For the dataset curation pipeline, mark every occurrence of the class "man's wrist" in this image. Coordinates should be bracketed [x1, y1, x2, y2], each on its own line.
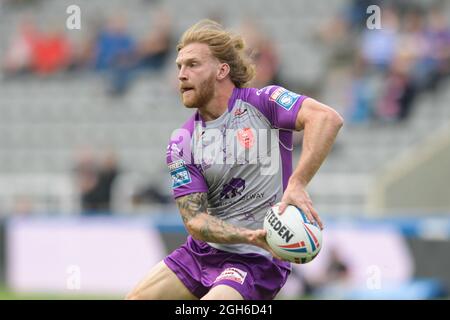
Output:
[288, 173, 308, 188]
[242, 228, 260, 245]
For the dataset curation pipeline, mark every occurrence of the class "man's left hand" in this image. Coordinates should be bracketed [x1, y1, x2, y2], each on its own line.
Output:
[278, 181, 323, 230]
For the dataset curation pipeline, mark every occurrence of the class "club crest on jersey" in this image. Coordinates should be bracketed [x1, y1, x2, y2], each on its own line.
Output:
[269, 87, 300, 111]
[169, 160, 191, 188]
[237, 127, 255, 149]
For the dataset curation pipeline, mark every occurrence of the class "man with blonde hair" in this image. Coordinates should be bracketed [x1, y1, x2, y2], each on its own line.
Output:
[127, 19, 343, 300]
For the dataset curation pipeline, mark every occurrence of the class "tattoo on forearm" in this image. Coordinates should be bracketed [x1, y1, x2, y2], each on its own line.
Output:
[199, 216, 246, 243]
[176, 192, 248, 244]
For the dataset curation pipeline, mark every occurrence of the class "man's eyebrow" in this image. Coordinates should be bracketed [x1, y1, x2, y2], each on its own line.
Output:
[175, 57, 199, 65]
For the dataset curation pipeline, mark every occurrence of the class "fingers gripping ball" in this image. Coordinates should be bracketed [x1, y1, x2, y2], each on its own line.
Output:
[264, 203, 322, 264]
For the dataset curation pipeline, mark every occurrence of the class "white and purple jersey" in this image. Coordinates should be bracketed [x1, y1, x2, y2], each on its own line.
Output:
[166, 86, 308, 256]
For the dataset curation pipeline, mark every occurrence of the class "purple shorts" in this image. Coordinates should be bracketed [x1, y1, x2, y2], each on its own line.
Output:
[163, 236, 291, 300]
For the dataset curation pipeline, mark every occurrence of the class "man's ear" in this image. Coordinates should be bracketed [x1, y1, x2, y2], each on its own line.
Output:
[217, 63, 230, 80]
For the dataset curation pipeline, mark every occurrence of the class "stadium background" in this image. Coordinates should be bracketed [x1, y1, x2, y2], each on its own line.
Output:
[0, 0, 449, 299]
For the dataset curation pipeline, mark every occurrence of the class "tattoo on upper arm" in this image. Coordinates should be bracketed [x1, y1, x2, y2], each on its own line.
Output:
[175, 192, 208, 224]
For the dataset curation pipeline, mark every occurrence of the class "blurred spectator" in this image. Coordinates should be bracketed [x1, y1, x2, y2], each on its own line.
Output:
[2, 15, 37, 77]
[73, 147, 99, 213]
[137, 9, 172, 72]
[31, 24, 72, 75]
[398, 9, 427, 71]
[341, 3, 450, 124]
[69, 15, 106, 71]
[92, 15, 136, 71]
[346, 56, 375, 124]
[92, 14, 137, 95]
[422, 6, 450, 91]
[240, 19, 280, 88]
[94, 150, 121, 212]
[4, 18, 72, 77]
[360, 7, 399, 71]
[376, 9, 424, 121]
[73, 147, 121, 214]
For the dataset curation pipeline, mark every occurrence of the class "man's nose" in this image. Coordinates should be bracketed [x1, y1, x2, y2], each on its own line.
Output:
[178, 66, 188, 81]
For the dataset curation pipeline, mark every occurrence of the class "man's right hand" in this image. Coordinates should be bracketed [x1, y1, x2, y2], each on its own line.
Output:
[246, 229, 284, 261]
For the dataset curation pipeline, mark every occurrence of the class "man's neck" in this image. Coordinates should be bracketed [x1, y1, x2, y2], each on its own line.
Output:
[198, 83, 235, 122]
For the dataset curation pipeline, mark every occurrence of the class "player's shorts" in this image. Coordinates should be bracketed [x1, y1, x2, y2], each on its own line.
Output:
[163, 235, 291, 300]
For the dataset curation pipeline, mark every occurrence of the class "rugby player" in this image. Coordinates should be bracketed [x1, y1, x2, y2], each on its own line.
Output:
[126, 19, 343, 300]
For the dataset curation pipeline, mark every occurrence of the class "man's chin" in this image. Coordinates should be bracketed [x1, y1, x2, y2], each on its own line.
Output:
[182, 98, 196, 108]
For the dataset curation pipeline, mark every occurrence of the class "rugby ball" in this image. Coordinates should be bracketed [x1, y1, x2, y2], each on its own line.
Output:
[263, 203, 322, 264]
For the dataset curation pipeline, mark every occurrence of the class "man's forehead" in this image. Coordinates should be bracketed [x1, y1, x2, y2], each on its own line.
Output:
[176, 43, 212, 63]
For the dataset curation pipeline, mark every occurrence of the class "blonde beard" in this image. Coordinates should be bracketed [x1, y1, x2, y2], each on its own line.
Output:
[182, 73, 216, 109]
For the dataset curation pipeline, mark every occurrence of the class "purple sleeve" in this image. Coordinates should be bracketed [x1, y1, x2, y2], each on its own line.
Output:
[166, 120, 208, 199]
[241, 86, 308, 130]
